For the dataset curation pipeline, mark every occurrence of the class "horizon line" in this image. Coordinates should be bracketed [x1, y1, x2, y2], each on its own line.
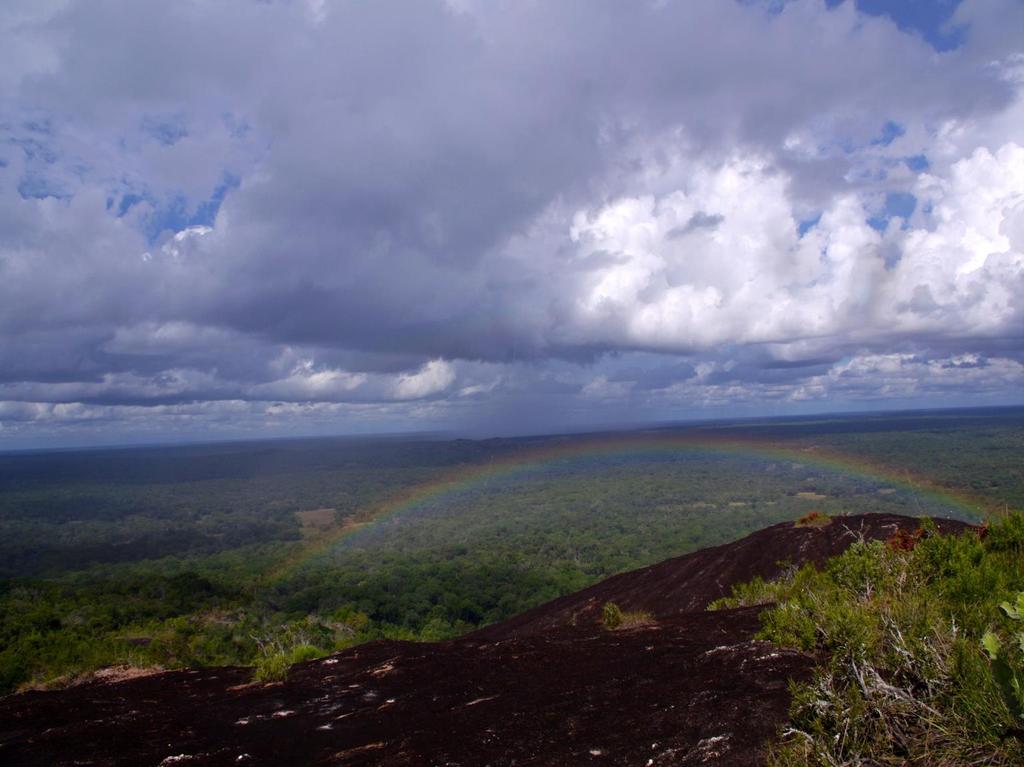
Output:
[1, 402, 1022, 456]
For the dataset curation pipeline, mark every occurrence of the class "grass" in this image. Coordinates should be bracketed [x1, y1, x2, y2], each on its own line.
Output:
[711, 514, 1024, 765]
[252, 642, 324, 682]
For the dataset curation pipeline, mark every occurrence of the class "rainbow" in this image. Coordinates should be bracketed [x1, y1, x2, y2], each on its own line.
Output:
[268, 432, 990, 581]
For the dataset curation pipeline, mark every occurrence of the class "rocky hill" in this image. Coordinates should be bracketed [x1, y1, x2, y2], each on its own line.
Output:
[0, 513, 969, 766]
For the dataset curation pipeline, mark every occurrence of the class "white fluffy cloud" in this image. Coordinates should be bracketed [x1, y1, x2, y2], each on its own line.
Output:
[249, 358, 455, 403]
[557, 138, 1023, 354]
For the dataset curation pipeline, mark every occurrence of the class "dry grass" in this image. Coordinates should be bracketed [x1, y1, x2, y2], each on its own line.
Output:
[20, 664, 165, 692]
[615, 610, 656, 630]
[795, 511, 832, 528]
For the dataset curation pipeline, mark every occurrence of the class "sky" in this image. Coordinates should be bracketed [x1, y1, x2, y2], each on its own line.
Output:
[0, 0, 1022, 448]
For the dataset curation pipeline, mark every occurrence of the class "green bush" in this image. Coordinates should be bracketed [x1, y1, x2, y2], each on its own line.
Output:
[602, 602, 623, 629]
[713, 515, 1024, 765]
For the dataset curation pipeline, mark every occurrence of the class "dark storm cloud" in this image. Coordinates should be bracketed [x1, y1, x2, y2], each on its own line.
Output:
[0, 0, 1022, 444]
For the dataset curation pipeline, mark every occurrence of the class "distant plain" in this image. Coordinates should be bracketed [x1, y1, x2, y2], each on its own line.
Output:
[1, 406, 1020, 694]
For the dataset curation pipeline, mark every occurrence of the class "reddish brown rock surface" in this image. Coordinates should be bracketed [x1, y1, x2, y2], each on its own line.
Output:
[0, 513, 970, 766]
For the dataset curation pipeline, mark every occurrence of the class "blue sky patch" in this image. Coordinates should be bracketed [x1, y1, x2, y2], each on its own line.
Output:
[868, 191, 917, 231]
[871, 120, 905, 147]
[192, 173, 240, 226]
[117, 192, 147, 217]
[826, 0, 967, 51]
[140, 172, 240, 242]
[798, 214, 822, 237]
[904, 154, 929, 172]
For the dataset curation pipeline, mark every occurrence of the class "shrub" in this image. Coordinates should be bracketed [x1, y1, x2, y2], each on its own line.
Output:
[287, 643, 323, 664]
[601, 602, 623, 629]
[713, 513, 1024, 765]
[248, 617, 338, 682]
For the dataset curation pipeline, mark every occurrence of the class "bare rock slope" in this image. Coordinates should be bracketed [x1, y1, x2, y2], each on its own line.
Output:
[0, 513, 969, 766]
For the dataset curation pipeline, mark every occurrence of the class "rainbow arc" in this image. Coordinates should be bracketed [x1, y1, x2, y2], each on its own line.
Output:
[268, 434, 987, 581]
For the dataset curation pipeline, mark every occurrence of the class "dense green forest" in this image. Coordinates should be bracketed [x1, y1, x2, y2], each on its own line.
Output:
[1, 407, 1021, 693]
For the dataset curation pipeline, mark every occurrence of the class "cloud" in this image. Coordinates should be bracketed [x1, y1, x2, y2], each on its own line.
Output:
[0, 0, 1022, 445]
[248, 358, 455, 403]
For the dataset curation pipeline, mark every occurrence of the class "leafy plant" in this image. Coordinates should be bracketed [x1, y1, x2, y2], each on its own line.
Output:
[982, 592, 1024, 721]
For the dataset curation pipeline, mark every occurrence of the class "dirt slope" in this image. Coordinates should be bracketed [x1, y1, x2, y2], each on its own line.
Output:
[0, 513, 970, 766]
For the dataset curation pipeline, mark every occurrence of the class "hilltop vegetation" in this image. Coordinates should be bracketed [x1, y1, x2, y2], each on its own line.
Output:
[713, 514, 1024, 765]
[0, 408, 1021, 695]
